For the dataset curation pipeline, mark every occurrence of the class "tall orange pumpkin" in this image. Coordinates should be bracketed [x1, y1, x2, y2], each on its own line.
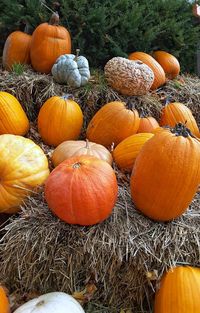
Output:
[128, 51, 166, 90]
[86, 101, 140, 148]
[30, 13, 71, 73]
[155, 266, 200, 313]
[45, 155, 118, 226]
[153, 50, 180, 79]
[131, 123, 200, 221]
[0, 286, 10, 313]
[38, 95, 83, 147]
[0, 92, 29, 135]
[137, 116, 159, 133]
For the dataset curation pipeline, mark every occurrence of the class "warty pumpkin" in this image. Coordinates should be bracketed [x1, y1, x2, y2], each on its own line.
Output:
[153, 50, 180, 79]
[0, 92, 29, 135]
[52, 139, 113, 167]
[128, 51, 166, 90]
[137, 116, 159, 133]
[38, 95, 83, 147]
[0, 134, 50, 214]
[30, 12, 71, 74]
[0, 286, 10, 313]
[45, 155, 118, 226]
[86, 101, 140, 147]
[131, 123, 200, 221]
[154, 266, 200, 313]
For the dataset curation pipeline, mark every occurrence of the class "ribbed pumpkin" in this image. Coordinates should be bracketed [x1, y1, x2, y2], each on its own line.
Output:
[160, 102, 199, 137]
[30, 13, 71, 74]
[38, 95, 83, 147]
[113, 133, 154, 172]
[131, 123, 200, 221]
[128, 51, 166, 90]
[137, 117, 159, 133]
[155, 266, 200, 313]
[0, 92, 29, 135]
[86, 101, 140, 147]
[153, 50, 180, 79]
[52, 140, 113, 167]
[45, 155, 118, 226]
[0, 286, 10, 313]
[0, 134, 50, 214]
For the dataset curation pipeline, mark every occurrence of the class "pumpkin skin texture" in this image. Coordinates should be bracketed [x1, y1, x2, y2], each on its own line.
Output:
[113, 133, 153, 172]
[128, 51, 166, 90]
[153, 50, 180, 79]
[52, 140, 113, 167]
[0, 286, 10, 313]
[38, 96, 83, 147]
[154, 266, 200, 313]
[13, 292, 85, 313]
[3, 31, 31, 71]
[160, 102, 199, 137]
[30, 13, 71, 74]
[45, 155, 118, 226]
[137, 117, 159, 133]
[86, 101, 140, 147]
[130, 124, 200, 221]
[0, 134, 50, 214]
[0, 92, 29, 135]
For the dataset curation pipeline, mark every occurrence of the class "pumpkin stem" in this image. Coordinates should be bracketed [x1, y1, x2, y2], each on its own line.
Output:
[73, 162, 82, 169]
[74, 49, 80, 61]
[49, 12, 60, 25]
[126, 100, 135, 111]
[61, 94, 74, 100]
[85, 139, 90, 149]
[170, 123, 196, 138]
[36, 300, 45, 307]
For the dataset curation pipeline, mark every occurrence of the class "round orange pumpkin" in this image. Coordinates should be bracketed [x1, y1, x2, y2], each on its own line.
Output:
[160, 102, 199, 137]
[0, 134, 50, 214]
[0, 92, 29, 135]
[0, 286, 10, 313]
[155, 266, 200, 313]
[45, 155, 118, 226]
[86, 101, 140, 148]
[128, 51, 166, 90]
[38, 95, 83, 147]
[131, 123, 200, 221]
[52, 139, 113, 167]
[153, 50, 180, 79]
[113, 133, 154, 172]
[137, 116, 159, 133]
[30, 13, 71, 74]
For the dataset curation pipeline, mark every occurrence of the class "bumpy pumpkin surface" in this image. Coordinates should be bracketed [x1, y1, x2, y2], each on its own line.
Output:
[0, 286, 10, 313]
[0, 134, 49, 213]
[104, 57, 154, 96]
[153, 50, 180, 79]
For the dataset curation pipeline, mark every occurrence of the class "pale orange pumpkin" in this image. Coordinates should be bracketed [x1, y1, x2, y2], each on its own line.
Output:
[137, 116, 159, 133]
[0, 92, 29, 135]
[0, 286, 10, 313]
[38, 95, 83, 147]
[153, 50, 180, 79]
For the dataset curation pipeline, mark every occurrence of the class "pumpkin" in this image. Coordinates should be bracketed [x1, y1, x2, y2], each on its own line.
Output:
[155, 266, 200, 313]
[13, 292, 85, 313]
[52, 49, 90, 87]
[86, 101, 140, 147]
[45, 155, 118, 226]
[38, 95, 83, 147]
[130, 123, 200, 221]
[104, 57, 154, 96]
[113, 133, 154, 172]
[0, 286, 10, 313]
[160, 102, 199, 137]
[0, 92, 29, 135]
[153, 50, 180, 79]
[0, 134, 49, 214]
[128, 51, 166, 90]
[137, 116, 159, 133]
[52, 139, 113, 167]
[30, 12, 71, 74]
[3, 29, 31, 71]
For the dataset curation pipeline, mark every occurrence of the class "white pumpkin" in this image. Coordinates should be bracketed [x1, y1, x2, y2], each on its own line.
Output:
[13, 292, 85, 313]
[51, 49, 90, 87]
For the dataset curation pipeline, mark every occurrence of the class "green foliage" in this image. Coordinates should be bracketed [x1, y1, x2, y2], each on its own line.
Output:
[0, 0, 199, 73]
[11, 63, 26, 75]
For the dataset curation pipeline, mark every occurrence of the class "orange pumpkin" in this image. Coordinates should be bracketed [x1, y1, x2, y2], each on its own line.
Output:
[153, 50, 180, 79]
[0, 134, 50, 214]
[45, 155, 118, 226]
[0, 92, 29, 135]
[30, 13, 71, 74]
[3, 30, 31, 71]
[86, 101, 140, 148]
[52, 139, 113, 167]
[113, 133, 154, 172]
[38, 95, 83, 147]
[137, 117, 159, 133]
[131, 123, 200, 221]
[160, 102, 199, 137]
[0, 286, 10, 313]
[128, 51, 166, 90]
[151, 127, 165, 134]
[155, 266, 200, 313]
